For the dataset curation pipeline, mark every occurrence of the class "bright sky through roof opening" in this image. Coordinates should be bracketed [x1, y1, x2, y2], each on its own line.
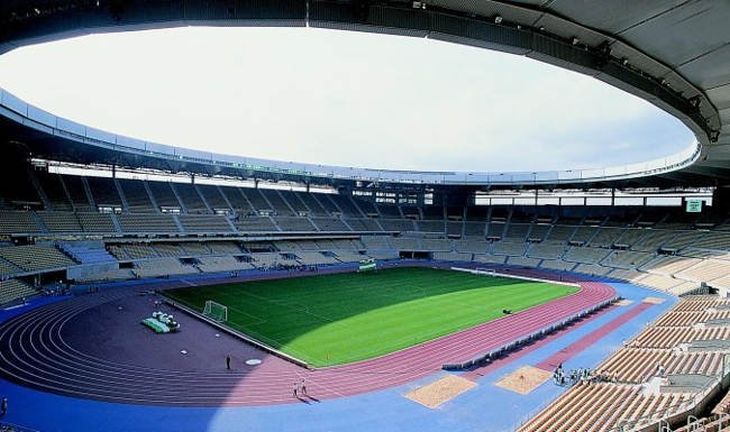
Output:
[0, 27, 694, 172]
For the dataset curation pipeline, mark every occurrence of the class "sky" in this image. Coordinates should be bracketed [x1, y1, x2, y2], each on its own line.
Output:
[0, 26, 695, 172]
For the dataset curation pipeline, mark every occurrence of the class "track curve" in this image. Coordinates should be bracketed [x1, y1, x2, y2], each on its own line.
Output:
[0, 281, 616, 406]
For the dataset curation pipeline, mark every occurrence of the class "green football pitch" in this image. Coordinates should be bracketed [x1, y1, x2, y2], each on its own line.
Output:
[165, 267, 577, 367]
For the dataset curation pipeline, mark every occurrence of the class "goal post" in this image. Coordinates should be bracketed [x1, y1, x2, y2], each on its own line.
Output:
[203, 300, 228, 323]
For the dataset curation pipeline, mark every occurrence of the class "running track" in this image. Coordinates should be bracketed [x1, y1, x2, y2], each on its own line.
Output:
[0, 281, 616, 406]
[535, 302, 653, 371]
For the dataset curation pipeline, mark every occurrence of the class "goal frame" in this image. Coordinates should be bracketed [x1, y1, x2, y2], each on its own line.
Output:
[203, 300, 228, 323]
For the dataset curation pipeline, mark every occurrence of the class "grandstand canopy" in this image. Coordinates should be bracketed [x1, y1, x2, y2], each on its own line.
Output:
[0, 0, 729, 190]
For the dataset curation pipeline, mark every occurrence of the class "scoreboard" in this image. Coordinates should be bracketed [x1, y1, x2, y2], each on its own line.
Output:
[685, 199, 703, 213]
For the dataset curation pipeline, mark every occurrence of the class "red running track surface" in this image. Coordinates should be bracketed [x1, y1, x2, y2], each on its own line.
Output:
[535, 301, 653, 372]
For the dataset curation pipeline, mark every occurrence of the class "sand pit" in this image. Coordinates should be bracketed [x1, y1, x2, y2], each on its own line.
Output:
[494, 366, 552, 395]
[616, 299, 634, 306]
[405, 375, 476, 409]
[643, 297, 666, 304]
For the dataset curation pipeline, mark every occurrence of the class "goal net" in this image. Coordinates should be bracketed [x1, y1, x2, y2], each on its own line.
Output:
[203, 300, 228, 323]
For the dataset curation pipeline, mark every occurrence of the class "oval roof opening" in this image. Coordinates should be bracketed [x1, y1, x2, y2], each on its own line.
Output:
[0, 26, 695, 173]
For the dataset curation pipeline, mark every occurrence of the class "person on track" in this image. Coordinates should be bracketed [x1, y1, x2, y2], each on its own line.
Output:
[226, 355, 231, 370]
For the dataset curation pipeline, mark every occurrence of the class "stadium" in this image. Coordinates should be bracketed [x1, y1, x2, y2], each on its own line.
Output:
[0, 1, 729, 431]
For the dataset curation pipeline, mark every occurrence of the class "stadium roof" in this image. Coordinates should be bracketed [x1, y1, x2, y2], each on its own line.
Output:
[0, 0, 728, 190]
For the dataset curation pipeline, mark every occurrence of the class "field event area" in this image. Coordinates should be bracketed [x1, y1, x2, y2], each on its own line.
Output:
[165, 267, 577, 366]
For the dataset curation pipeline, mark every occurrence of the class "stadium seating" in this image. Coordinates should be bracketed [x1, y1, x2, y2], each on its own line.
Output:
[208, 242, 243, 255]
[601, 250, 653, 269]
[454, 238, 488, 254]
[147, 182, 181, 209]
[505, 223, 530, 240]
[473, 254, 506, 265]
[277, 190, 309, 215]
[640, 256, 701, 276]
[0, 211, 41, 234]
[180, 242, 212, 256]
[569, 225, 596, 244]
[2, 169, 730, 299]
[379, 219, 415, 232]
[573, 263, 611, 276]
[86, 177, 122, 208]
[676, 260, 730, 283]
[235, 216, 278, 232]
[390, 237, 421, 251]
[77, 212, 117, 233]
[296, 192, 329, 216]
[539, 259, 576, 272]
[506, 256, 541, 267]
[462, 221, 484, 236]
[545, 224, 576, 242]
[333, 250, 366, 263]
[249, 252, 285, 268]
[220, 187, 253, 212]
[345, 218, 381, 231]
[0, 245, 75, 272]
[0, 257, 21, 277]
[272, 190, 300, 216]
[118, 180, 156, 212]
[36, 172, 73, 211]
[178, 215, 233, 233]
[154, 243, 187, 257]
[493, 240, 527, 257]
[174, 184, 209, 213]
[419, 238, 451, 251]
[38, 211, 83, 233]
[519, 382, 690, 432]
[295, 251, 340, 265]
[196, 185, 230, 212]
[0, 279, 37, 305]
[63, 176, 95, 211]
[418, 220, 446, 233]
[134, 258, 199, 278]
[432, 251, 472, 261]
[520, 295, 730, 432]
[311, 218, 350, 231]
[117, 213, 178, 233]
[196, 255, 255, 273]
[527, 243, 566, 260]
[528, 223, 551, 241]
[108, 244, 159, 260]
[596, 348, 724, 383]
[241, 189, 271, 212]
[275, 217, 317, 231]
[563, 247, 609, 264]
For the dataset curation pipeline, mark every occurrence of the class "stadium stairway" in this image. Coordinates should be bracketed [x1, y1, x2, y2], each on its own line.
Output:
[168, 183, 187, 212]
[115, 179, 129, 212]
